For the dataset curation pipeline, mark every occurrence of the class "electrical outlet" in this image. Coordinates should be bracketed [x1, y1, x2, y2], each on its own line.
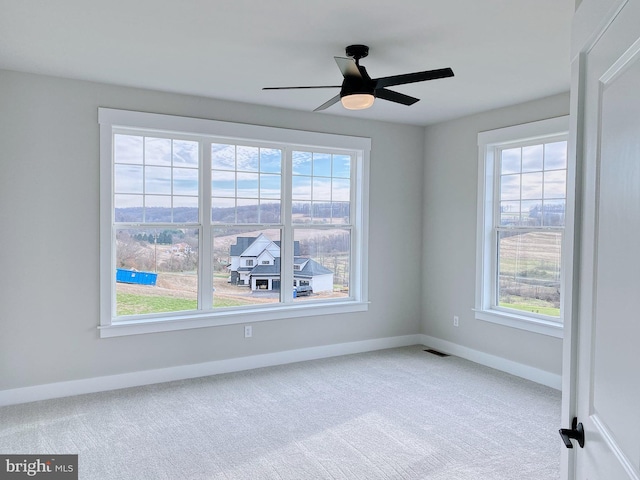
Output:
[453, 316, 459, 327]
[244, 325, 252, 338]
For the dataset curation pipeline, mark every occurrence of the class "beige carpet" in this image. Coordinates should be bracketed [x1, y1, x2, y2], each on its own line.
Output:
[0, 346, 561, 479]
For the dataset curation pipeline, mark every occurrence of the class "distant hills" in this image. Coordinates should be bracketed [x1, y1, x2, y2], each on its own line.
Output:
[115, 202, 350, 224]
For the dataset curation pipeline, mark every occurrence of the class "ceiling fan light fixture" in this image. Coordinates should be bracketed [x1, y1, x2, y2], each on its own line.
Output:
[341, 93, 375, 110]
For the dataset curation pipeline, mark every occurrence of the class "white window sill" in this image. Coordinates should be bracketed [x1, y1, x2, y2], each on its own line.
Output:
[474, 308, 563, 338]
[99, 301, 369, 338]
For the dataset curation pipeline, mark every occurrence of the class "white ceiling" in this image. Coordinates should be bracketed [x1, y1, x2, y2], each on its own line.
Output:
[0, 0, 573, 126]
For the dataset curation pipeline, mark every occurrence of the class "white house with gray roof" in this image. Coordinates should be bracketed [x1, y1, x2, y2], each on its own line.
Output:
[228, 234, 334, 293]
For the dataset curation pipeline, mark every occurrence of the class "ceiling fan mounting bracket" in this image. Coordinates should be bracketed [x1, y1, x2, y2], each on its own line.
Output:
[345, 44, 369, 61]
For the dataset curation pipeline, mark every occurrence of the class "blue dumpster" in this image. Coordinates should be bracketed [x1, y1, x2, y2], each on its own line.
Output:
[116, 269, 158, 286]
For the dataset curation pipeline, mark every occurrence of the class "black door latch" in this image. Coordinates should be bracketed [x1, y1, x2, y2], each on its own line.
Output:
[559, 417, 585, 448]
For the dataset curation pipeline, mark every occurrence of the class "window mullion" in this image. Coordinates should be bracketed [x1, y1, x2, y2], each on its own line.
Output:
[200, 140, 213, 310]
[351, 152, 361, 301]
[492, 147, 501, 309]
[281, 147, 294, 304]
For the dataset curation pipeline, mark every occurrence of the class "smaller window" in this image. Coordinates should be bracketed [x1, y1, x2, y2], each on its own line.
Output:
[476, 116, 571, 338]
[246, 259, 254, 266]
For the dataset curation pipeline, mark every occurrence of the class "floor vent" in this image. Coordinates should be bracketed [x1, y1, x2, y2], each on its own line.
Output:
[424, 349, 450, 357]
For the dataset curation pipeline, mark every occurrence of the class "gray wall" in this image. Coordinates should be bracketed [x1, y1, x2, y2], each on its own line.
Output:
[422, 92, 570, 376]
[0, 69, 425, 391]
[0, 68, 570, 393]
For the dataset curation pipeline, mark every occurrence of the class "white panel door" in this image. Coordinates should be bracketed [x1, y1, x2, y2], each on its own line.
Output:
[570, 0, 640, 478]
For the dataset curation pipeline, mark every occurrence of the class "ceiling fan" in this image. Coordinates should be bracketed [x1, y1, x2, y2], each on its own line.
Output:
[263, 44, 454, 111]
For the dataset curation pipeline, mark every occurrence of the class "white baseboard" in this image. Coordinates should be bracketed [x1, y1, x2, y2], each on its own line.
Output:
[0, 334, 421, 406]
[0, 333, 560, 406]
[419, 334, 562, 390]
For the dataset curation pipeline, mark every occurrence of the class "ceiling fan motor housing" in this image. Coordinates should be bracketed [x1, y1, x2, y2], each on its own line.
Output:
[340, 73, 374, 98]
[345, 44, 369, 60]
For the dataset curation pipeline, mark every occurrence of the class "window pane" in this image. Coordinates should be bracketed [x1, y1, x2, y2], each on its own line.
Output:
[237, 146, 259, 172]
[260, 148, 282, 173]
[115, 165, 143, 194]
[260, 174, 281, 199]
[212, 197, 236, 223]
[544, 141, 567, 170]
[212, 170, 236, 198]
[115, 134, 143, 164]
[293, 151, 312, 175]
[500, 201, 520, 226]
[542, 200, 566, 227]
[173, 140, 198, 167]
[173, 168, 198, 196]
[522, 145, 543, 172]
[312, 178, 332, 201]
[213, 228, 281, 308]
[333, 155, 351, 178]
[521, 172, 543, 200]
[500, 174, 521, 200]
[313, 153, 331, 177]
[544, 170, 567, 199]
[113, 148, 203, 225]
[501, 148, 521, 174]
[292, 201, 311, 223]
[521, 200, 542, 227]
[145, 166, 172, 194]
[173, 196, 199, 223]
[115, 195, 143, 222]
[331, 202, 350, 224]
[236, 198, 259, 223]
[332, 178, 350, 202]
[145, 195, 172, 222]
[292, 176, 312, 200]
[116, 228, 199, 317]
[312, 202, 331, 220]
[211, 144, 235, 170]
[145, 137, 172, 166]
[293, 228, 351, 301]
[237, 172, 259, 198]
[497, 231, 561, 318]
[260, 201, 281, 223]
[292, 150, 353, 225]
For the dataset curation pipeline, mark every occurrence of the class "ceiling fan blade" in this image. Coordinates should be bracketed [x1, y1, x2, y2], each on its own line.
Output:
[375, 88, 420, 106]
[314, 94, 341, 112]
[263, 85, 340, 90]
[375, 67, 454, 89]
[334, 57, 362, 78]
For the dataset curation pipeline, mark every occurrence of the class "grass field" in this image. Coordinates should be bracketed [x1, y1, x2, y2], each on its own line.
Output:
[117, 293, 197, 316]
[497, 231, 562, 317]
[116, 292, 264, 316]
[500, 296, 560, 317]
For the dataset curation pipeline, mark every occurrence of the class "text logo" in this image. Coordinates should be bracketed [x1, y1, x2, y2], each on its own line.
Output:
[0, 455, 77, 479]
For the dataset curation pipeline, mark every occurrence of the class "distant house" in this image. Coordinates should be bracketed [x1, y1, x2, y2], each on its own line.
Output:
[228, 234, 334, 293]
[171, 242, 192, 255]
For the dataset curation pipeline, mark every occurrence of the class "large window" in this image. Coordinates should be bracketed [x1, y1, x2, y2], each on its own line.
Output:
[475, 116, 572, 337]
[99, 109, 370, 337]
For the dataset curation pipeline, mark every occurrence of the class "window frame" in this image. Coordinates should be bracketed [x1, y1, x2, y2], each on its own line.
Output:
[99, 108, 370, 338]
[475, 116, 571, 338]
